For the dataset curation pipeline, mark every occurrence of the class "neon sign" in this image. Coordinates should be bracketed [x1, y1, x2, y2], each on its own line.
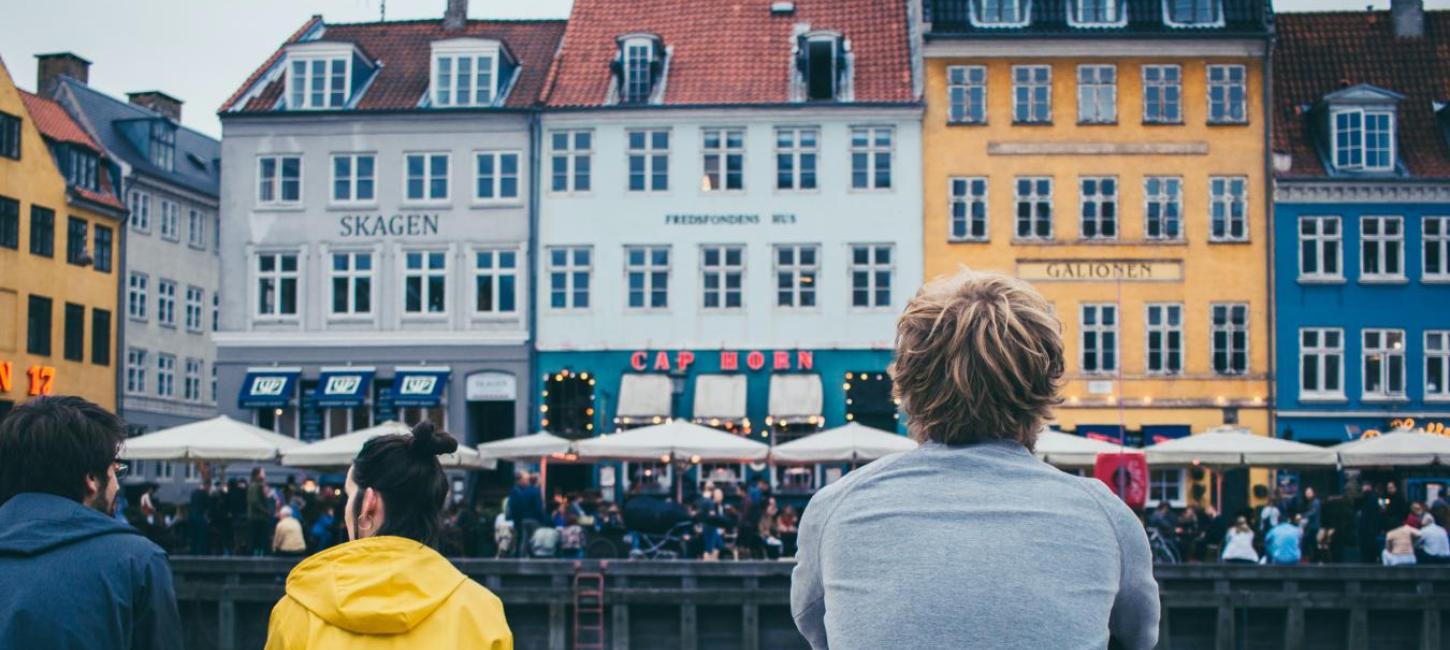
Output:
[628, 350, 815, 373]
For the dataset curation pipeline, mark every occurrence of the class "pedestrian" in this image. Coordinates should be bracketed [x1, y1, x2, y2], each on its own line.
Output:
[1298, 486, 1322, 561]
[310, 507, 337, 551]
[1266, 514, 1304, 565]
[791, 270, 1159, 650]
[263, 422, 511, 648]
[248, 467, 273, 556]
[189, 478, 212, 555]
[506, 471, 545, 559]
[1385, 481, 1409, 530]
[1417, 514, 1450, 565]
[1221, 516, 1259, 564]
[1383, 514, 1421, 566]
[1356, 483, 1386, 564]
[1259, 491, 1281, 537]
[272, 506, 308, 557]
[0, 396, 183, 650]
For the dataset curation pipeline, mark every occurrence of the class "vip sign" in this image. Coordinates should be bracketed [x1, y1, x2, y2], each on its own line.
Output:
[399, 375, 439, 396]
[324, 375, 363, 395]
[249, 376, 290, 397]
[0, 362, 57, 397]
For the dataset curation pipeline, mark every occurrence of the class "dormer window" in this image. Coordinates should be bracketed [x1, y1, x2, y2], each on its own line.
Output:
[288, 56, 349, 109]
[431, 39, 513, 108]
[1073, 0, 1125, 26]
[799, 33, 844, 101]
[149, 122, 175, 172]
[1165, 0, 1221, 26]
[973, 0, 1029, 26]
[64, 147, 100, 191]
[614, 34, 664, 105]
[1332, 109, 1395, 172]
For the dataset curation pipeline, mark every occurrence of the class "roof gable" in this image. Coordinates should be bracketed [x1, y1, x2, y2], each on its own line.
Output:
[1322, 83, 1405, 106]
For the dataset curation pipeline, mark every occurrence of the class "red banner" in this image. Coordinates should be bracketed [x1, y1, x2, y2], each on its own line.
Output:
[1094, 453, 1148, 511]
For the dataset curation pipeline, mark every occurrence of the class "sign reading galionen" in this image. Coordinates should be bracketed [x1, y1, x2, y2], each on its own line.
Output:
[1016, 259, 1184, 282]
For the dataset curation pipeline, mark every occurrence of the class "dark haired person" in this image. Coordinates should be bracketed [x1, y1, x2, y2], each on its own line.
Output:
[264, 422, 511, 648]
[0, 396, 182, 650]
[791, 270, 1159, 650]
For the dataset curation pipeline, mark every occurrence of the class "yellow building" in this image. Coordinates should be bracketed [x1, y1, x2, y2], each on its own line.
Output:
[921, 1, 1271, 510]
[0, 55, 125, 417]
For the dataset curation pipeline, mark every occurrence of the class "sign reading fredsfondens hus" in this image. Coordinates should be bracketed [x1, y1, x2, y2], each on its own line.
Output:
[1017, 259, 1184, 282]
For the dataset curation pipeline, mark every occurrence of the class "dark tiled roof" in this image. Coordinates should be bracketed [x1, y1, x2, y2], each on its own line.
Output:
[543, 0, 915, 108]
[1274, 10, 1450, 179]
[18, 90, 126, 212]
[56, 77, 220, 198]
[221, 18, 566, 113]
[925, 0, 1269, 36]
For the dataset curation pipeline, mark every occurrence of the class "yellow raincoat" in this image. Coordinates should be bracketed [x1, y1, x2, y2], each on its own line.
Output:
[264, 535, 512, 649]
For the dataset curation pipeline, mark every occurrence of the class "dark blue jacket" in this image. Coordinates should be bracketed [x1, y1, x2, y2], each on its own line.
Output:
[0, 493, 182, 650]
[507, 484, 546, 524]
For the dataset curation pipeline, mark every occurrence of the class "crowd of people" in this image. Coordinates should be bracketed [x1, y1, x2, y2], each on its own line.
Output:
[1144, 481, 1450, 567]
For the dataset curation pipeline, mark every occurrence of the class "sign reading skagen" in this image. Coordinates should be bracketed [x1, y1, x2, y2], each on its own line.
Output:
[1017, 260, 1184, 282]
[339, 213, 440, 237]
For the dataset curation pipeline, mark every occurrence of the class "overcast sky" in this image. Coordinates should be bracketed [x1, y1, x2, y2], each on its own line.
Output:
[3, 0, 1446, 139]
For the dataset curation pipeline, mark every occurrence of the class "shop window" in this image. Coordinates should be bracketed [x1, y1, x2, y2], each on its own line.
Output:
[626, 461, 671, 494]
[845, 371, 897, 432]
[776, 465, 816, 493]
[544, 370, 596, 436]
[256, 405, 298, 438]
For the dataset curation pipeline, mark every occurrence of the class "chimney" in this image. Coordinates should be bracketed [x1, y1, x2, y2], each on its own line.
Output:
[1392, 0, 1424, 38]
[127, 91, 184, 122]
[35, 52, 90, 97]
[443, 0, 468, 30]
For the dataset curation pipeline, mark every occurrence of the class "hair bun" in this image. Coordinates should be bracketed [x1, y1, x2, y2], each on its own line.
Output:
[409, 421, 459, 458]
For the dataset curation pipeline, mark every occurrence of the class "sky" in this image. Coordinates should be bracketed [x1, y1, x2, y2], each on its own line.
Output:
[3, 0, 1447, 139]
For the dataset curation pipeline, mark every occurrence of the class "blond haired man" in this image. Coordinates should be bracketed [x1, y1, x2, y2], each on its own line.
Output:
[790, 270, 1159, 649]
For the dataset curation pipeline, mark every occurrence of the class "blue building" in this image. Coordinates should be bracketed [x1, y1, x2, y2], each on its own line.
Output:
[1273, 6, 1450, 446]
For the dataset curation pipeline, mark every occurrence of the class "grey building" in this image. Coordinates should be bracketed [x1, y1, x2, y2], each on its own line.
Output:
[215, 12, 563, 482]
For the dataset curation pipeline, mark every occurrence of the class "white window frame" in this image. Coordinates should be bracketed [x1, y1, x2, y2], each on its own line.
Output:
[473, 248, 519, 316]
[621, 38, 657, 104]
[288, 55, 350, 110]
[1427, 331, 1450, 402]
[1332, 108, 1395, 173]
[1079, 176, 1118, 240]
[156, 353, 176, 398]
[1145, 303, 1183, 376]
[1207, 64, 1247, 124]
[330, 153, 377, 205]
[1360, 215, 1405, 282]
[156, 279, 177, 328]
[774, 244, 820, 310]
[1144, 176, 1183, 241]
[546, 246, 592, 312]
[127, 272, 148, 321]
[1142, 65, 1183, 124]
[700, 245, 745, 312]
[1209, 176, 1248, 242]
[1012, 65, 1052, 124]
[947, 65, 988, 125]
[254, 251, 300, 320]
[126, 347, 147, 395]
[625, 245, 671, 311]
[1210, 303, 1249, 376]
[158, 200, 179, 241]
[849, 244, 894, 311]
[1076, 65, 1117, 125]
[1071, 0, 1127, 26]
[850, 126, 894, 191]
[184, 358, 202, 402]
[329, 250, 374, 319]
[403, 152, 450, 204]
[257, 155, 302, 207]
[701, 128, 745, 193]
[1363, 329, 1407, 400]
[187, 208, 206, 249]
[473, 150, 522, 203]
[626, 130, 669, 193]
[184, 285, 204, 333]
[548, 130, 593, 194]
[1150, 469, 1187, 508]
[1299, 328, 1345, 401]
[973, 0, 1030, 26]
[950, 177, 989, 242]
[1081, 303, 1119, 375]
[1014, 176, 1054, 240]
[402, 249, 450, 317]
[1423, 216, 1450, 282]
[431, 51, 500, 108]
[1163, 0, 1223, 27]
[1298, 216, 1343, 282]
[127, 190, 151, 233]
[775, 127, 819, 192]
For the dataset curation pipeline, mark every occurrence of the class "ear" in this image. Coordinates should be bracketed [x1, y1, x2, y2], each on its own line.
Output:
[362, 487, 385, 525]
[84, 473, 101, 500]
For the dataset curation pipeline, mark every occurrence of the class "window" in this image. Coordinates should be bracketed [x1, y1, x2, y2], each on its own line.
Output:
[184, 286, 204, 332]
[184, 358, 202, 402]
[29, 206, 53, 257]
[0, 111, 18, 159]
[405, 153, 449, 202]
[1014, 177, 1053, 240]
[149, 122, 175, 171]
[126, 348, 147, 394]
[1074, 0, 1124, 23]
[850, 127, 893, 190]
[620, 38, 659, 104]
[65, 149, 99, 191]
[626, 246, 671, 309]
[256, 252, 299, 317]
[1146, 303, 1183, 375]
[0, 196, 16, 249]
[1079, 177, 1118, 239]
[1333, 109, 1396, 172]
[976, 0, 1027, 23]
[474, 250, 518, 314]
[1209, 176, 1248, 242]
[947, 66, 988, 125]
[433, 52, 497, 107]
[331, 153, 376, 203]
[775, 128, 818, 191]
[1211, 303, 1248, 376]
[547, 247, 591, 310]
[128, 191, 150, 232]
[330, 252, 372, 316]
[289, 56, 349, 109]
[91, 309, 110, 366]
[187, 209, 206, 248]
[403, 251, 448, 315]
[775, 244, 819, 308]
[627, 131, 668, 192]
[1077, 65, 1116, 124]
[1428, 331, 1450, 400]
[1081, 303, 1118, 374]
[157, 280, 176, 327]
[63, 303, 84, 362]
[475, 151, 521, 200]
[1144, 177, 1183, 240]
[66, 217, 88, 265]
[950, 177, 989, 241]
[27, 296, 52, 356]
[1167, 0, 1220, 25]
[1361, 216, 1404, 280]
[1143, 65, 1182, 124]
[1207, 65, 1247, 124]
[702, 128, 745, 192]
[549, 131, 593, 193]
[156, 354, 176, 398]
[803, 35, 841, 101]
[1012, 66, 1051, 124]
[1424, 217, 1449, 280]
[701, 245, 745, 310]
[88, 224, 110, 273]
[1298, 216, 1342, 281]
[159, 200, 178, 241]
[1300, 328, 1344, 399]
[850, 244, 893, 309]
[1150, 469, 1185, 508]
[258, 156, 301, 205]
[127, 273, 148, 320]
[1363, 329, 1406, 399]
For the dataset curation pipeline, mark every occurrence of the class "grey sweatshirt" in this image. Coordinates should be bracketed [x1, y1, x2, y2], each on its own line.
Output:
[791, 439, 1160, 650]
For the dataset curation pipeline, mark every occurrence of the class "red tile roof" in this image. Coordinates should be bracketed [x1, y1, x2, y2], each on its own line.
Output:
[543, 0, 915, 108]
[1274, 10, 1450, 179]
[19, 90, 101, 150]
[222, 18, 566, 113]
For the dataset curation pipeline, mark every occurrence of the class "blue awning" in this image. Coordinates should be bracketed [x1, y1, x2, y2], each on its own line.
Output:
[1077, 424, 1125, 445]
[390, 368, 450, 407]
[238, 369, 300, 409]
[314, 368, 374, 408]
[1143, 424, 1192, 446]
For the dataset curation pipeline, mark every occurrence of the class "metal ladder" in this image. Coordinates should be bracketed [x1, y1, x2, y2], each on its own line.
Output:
[572, 561, 607, 650]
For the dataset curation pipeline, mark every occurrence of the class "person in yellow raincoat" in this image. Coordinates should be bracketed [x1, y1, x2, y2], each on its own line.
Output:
[264, 422, 512, 649]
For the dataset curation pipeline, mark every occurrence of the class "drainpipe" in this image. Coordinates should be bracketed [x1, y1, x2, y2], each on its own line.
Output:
[1263, 25, 1277, 442]
[526, 110, 541, 441]
[117, 174, 131, 425]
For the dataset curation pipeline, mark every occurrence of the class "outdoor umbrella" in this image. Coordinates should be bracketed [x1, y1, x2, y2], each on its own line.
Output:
[770, 422, 917, 464]
[475, 431, 575, 462]
[1144, 426, 1338, 467]
[1033, 428, 1139, 469]
[1333, 428, 1450, 467]
[280, 421, 487, 469]
[577, 420, 770, 463]
[120, 415, 304, 462]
